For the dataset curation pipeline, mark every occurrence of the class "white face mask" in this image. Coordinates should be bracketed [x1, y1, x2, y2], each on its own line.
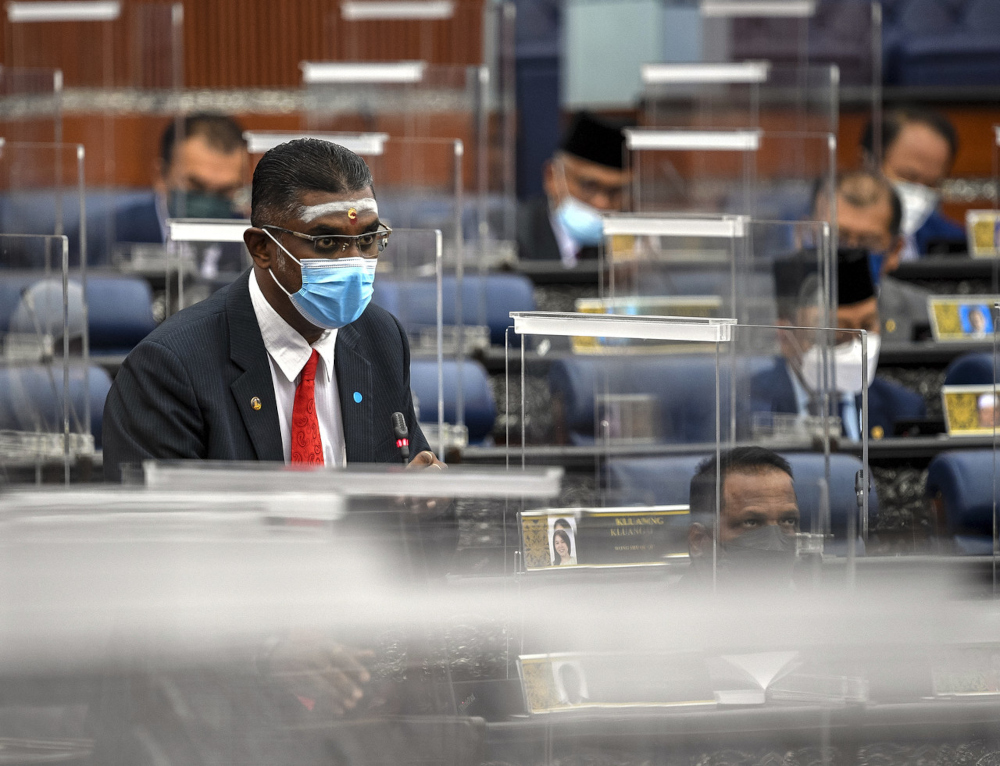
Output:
[892, 180, 940, 236]
[798, 334, 881, 396]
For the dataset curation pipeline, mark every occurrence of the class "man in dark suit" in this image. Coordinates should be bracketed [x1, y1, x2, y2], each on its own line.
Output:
[861, 108, 964, 258]
[516, 112, 629, 267]
[75, 112, 248, 265]
[753, 250, 925, 441]
[103, 138, 439, 480]
[813, 169, 931, 346]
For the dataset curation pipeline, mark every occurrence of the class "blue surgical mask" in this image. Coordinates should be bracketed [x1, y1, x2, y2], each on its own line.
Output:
[554, 194, 604, 246]
[264, 229, 376, 330]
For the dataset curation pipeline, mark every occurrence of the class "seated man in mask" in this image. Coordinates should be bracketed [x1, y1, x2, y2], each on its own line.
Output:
[74, 112, 248, 266]
[861, 108, 964, 258]
[685, 447, 800, 587]
[813, 169, 931, 346]
[753, 249, 925, 441]
[517, 111, 629, 268]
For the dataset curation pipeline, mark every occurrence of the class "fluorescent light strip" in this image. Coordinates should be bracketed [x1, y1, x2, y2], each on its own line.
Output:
[602, 215, 746, 238]
[300, 61, 426, 84]
[167, 220, 249, 243]
[244, 131, 388, 156]
[625, 129, 761, 151]
[510, 311, 735, 343]
[341, 1, 454, 20]
[995, 126, 1000, 146]
[700, 0, 816, 17]
[641, 62, 770, 85]
[7, 1, 120, 22]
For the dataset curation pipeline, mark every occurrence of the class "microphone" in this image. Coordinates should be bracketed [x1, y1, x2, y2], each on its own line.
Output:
[391, 412, 410, 463]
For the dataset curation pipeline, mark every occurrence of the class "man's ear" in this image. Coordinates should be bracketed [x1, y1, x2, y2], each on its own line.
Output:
[688, 523, 711, 558]
[244, 227, 273, 269]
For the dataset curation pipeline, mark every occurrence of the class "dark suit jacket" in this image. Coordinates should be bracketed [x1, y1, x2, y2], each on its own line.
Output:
[68, 196, 163, 267]
[749, 358, 926, 440]
[914, 209, 965, 255]
[515, 196, 597, 263]
[103, 269, 429, 481]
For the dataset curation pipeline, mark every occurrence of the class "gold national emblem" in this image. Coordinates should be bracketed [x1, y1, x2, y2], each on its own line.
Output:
[251, 396, 262, 411]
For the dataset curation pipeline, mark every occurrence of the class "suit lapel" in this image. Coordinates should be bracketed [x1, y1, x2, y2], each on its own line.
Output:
[227, 270, 284, 461]
[335, 323, 375, 462]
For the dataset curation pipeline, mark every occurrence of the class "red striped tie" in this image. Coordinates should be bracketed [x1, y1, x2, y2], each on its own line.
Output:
[291, 349, 324, 464]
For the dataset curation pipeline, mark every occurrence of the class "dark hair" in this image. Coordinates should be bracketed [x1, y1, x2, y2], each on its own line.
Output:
[860, 108, 958, 166]
[250, 138, 375, 228]
[689, 447, 794, 525]
[813, 169, 903, 240]
[553, 518, 572, 531]
[160, 112, 246, 169]
[552, 529, 573, 564]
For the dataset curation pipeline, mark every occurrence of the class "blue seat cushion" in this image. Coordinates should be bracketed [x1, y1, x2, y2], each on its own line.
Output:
[410, 358, 496, 444]
[926, 450, 995, 538]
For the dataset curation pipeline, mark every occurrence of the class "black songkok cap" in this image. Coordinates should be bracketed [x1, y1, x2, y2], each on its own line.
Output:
[772, 246, 876, 314]
[560, 111, 626, 170]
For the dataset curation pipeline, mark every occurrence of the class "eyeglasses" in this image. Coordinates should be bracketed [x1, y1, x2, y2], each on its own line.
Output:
[263, 224, 391, 258]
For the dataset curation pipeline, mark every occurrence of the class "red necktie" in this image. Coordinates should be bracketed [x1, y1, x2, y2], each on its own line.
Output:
[291, 349, 324, 464]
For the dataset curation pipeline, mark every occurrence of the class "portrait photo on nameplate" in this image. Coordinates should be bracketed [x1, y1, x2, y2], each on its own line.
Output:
[941, 385, 1000, 436]
[928, 296, 997, 342]
[519, 507, 690, 571]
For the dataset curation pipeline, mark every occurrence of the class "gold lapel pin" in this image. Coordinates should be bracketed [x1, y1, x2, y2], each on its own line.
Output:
[251, 396, 262, 411]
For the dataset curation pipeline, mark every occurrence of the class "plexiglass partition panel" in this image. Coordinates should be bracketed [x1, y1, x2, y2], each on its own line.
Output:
[163, 219, 250, 317]
[0, 233, 96, 482]
[300, 62, 514, 259]
[5, 2, 184, 267]
[598, 214, 832, 328]
[641, 62, 839, 136]
[625, 129, 837, 231]
[505, 313, 866, 565]
[0, 141, 86, 267]
[0, 66, 62, 145]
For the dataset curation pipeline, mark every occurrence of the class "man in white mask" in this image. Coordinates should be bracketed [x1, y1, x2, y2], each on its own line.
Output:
[751, 249, 925, 441]
[516, 112, 629, 268]
[861, 108, 964, 260]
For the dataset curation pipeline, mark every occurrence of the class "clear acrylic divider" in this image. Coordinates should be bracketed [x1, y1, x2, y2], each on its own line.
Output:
[505, 313, 866, 581]
[697, 0, 882, 160]
[0, 141, 87, 267]
[640, 62, 839, 137]
[624, 129, 837, 236]
[5, 2, 185, 268]
[0, 233, 96, 482]
[299, 61, 515, 262]
[163, 219, 251, 317]
[0, 66, 62, 145]
[0, 461, 560, 760]
[598, 213, 833, 328]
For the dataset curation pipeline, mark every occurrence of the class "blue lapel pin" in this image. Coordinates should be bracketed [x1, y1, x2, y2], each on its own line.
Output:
[353, 391, 363, 403]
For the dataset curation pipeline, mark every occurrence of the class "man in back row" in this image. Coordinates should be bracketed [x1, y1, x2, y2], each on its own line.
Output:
[861, 107, 964, 259]
[103, 138, 440, 480]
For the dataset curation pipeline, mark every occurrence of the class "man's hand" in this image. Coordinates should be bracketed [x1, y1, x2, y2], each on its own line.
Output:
[405, 450, 445, 470]
[265, 636, 374, 717]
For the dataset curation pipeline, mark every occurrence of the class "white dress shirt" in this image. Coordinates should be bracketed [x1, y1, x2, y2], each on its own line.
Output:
[249, 270, 347, 466]
[789, 365, 861, 440]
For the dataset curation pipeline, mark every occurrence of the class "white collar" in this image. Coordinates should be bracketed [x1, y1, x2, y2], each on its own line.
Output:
[249, 269, 337, 384]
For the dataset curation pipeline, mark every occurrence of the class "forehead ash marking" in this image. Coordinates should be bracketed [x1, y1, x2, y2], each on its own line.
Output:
[298, 197, 378, 223]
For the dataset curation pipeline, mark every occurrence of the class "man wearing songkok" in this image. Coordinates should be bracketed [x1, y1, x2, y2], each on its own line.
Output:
[517, 111, 629, 268]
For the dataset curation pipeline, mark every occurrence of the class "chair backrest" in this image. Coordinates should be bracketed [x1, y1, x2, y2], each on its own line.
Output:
[409, 358, 496, 444]
[608, 452, 878, 541]
[943, 352, 997, 386]
[0, 273, 156, 353]
[0, 364, 112, 448]
[373, 273, 535, 345]
[926, 449, 995, 537]
[549, 354, 773, 446]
